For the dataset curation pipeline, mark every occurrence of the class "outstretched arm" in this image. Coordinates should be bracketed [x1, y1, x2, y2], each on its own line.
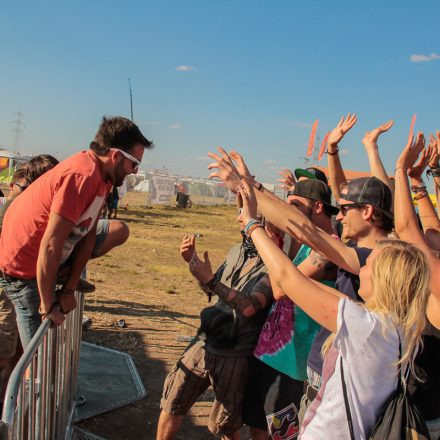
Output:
[394, 132, 440, 300]
[407, 139, 440, 239]
[362, 120, 395, 193]
[326, 114, 357, 201]
[238, 180, 340, 332]
[208, 148, 361, 274]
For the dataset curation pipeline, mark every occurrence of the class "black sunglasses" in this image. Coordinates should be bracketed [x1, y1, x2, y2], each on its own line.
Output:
[339, 203, 364, 216]
[14, 182, 29, 191]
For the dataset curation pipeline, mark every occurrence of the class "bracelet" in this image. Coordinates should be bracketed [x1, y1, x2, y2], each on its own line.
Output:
[39, 304, 54, 317]
[429, 167, 440, 178]
[411, 184, 427, 193]
[57, 287, 76, 296]
[244, 219, 260, 234]
[414, 191, 428, 201]
[327, 146, 339, 156]
[247, 223, 263, 238]
[254, 181, 263, 191]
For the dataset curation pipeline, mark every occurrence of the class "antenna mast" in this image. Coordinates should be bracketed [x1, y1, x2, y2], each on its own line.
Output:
[11, 111, 25, 154]
[128, 78, 134, 121]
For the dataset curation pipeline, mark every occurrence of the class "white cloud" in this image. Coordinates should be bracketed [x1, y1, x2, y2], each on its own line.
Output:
[288, 120, 312, 128]
[340, 148, 350, 156]
[176, 65, 196, 72]
[264, 159, 276, 166]
[168, 123, 182, 129]
[194, 155, 210, 162]
[139, 120, 160, 126]
[410, 53, 440, 63]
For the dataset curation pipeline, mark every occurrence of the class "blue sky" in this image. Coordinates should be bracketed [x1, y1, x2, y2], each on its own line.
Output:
[1, 0, 440, 183]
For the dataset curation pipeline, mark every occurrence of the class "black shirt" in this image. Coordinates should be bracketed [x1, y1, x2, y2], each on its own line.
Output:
[408, 319, 440, 421]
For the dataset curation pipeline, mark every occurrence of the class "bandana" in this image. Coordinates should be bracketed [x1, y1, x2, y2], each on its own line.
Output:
[240, 230, 259, 258]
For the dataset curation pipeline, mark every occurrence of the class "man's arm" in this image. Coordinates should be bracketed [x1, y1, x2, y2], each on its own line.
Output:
[188, 249, 273, 317]
[326, 114, 357, 201]
[362, 120, 395, 193]
[37, 212, 75, 314]
[252, 189, 361, 273]
[202, 273, 273, 317]
[208, 148, 361, 274]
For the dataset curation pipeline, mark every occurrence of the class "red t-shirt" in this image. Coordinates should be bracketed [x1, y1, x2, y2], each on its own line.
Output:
[0, 151, 112, 279]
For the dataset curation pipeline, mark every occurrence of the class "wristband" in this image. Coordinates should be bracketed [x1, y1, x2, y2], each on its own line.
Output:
[39, 304, 54, 317]
[57, 287, 75, 296]
[254, 181, 263, 191]
[247, 223, 263, 238]
[414, 191, 428, 201]
[327, 147, 339, 156]
[428, 167, 440, 178]
[411, 183, 427, 193]
[244, 219, 260, 234]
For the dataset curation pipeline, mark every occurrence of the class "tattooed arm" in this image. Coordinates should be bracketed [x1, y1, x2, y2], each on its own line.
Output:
[201, 273, 273, 317]
[298, 250, 338, 282]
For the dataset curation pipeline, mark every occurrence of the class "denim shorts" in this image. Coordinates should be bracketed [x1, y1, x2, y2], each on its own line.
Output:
[0, 277, 41, 349]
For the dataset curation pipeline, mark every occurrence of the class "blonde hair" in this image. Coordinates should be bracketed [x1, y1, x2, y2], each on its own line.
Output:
[322, 239, 430, 375]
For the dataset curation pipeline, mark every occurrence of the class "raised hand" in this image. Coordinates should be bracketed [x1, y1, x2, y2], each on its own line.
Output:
[277, 169, 296, 191]
[428, 132, 440, 169]
[229, 150, 253, 179]
[238, 179, 258, 225]
[327, 114, 358, 149]
[362, 120, 394, 150]
[408, 146, 430, 182]
[208, 147, 242, 193]
[180, 234, 196, 263]
[396, 132, 425, 171]
[189, 251, 214, 284]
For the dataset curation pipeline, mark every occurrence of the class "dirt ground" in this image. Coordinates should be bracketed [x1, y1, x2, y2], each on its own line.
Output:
[77, 193, 245, 439]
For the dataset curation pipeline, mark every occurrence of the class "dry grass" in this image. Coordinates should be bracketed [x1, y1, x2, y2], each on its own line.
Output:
[78, 193, 242, 439]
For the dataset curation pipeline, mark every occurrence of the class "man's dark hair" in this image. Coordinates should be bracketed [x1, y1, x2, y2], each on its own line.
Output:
[90, 116, 153, 156]
[371, 207, 394, 234]
[12, 167, 28, 183]
[26, 154, 59, 183]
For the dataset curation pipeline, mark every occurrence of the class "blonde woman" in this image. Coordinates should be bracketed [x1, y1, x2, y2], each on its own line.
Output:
[237, 179, 430, 440]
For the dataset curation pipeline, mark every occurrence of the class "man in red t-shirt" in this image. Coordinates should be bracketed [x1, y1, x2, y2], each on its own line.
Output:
[0, 116, 153, 347]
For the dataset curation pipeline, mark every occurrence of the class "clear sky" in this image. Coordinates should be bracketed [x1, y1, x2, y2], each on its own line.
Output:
[1, 0, 440, 183]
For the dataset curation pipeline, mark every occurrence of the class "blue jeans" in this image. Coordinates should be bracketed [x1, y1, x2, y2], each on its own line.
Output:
[0, 278, 42, 349]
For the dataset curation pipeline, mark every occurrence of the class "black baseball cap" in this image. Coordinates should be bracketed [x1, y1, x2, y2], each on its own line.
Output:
[291, 179, 339, 215]
[294, 167, 328, 185]
[339, 177, 393, 219]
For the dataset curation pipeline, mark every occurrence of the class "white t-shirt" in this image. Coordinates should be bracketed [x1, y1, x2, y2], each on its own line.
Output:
[300, 299, 400, 440]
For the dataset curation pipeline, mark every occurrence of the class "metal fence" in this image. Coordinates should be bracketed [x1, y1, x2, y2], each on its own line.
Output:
[1, 291, 84, 440]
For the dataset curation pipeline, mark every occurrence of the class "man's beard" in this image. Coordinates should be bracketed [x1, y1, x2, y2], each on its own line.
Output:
[114, 162, 126, 187]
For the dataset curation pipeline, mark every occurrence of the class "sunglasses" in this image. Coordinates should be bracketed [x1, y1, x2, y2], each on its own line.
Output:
[14, 182, 29, 191]
[339, 203, 364, 216]
[111, 148, 141, 171]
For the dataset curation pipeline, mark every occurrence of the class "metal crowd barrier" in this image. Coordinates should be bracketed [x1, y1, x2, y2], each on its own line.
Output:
[1, 291, 84, 440]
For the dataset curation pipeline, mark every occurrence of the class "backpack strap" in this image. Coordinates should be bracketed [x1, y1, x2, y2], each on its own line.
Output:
[340, 357, 356, 440]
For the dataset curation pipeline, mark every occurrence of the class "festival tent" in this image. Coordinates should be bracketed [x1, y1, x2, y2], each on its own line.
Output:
[0, 150, 32, 183]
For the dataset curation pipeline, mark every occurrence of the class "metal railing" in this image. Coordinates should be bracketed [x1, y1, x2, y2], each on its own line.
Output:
[1, 291, 84, 440]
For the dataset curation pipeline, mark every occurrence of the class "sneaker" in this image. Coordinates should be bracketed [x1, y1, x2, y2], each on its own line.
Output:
[57, 270, 96, 293]
[76, 278, 95, 293]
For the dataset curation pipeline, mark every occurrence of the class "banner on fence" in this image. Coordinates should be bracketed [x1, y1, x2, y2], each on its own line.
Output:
[147, 172, 176, 205]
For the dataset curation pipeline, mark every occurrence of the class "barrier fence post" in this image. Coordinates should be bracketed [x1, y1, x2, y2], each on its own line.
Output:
[1, 291, 84, 440]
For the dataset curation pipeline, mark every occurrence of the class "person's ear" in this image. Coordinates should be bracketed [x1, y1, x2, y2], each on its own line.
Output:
[361, 204, 374, 221]
[313, 200, 324, 215]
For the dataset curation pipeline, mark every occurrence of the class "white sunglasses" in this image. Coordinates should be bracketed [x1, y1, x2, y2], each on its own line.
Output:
[111, 148, 142, 167]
